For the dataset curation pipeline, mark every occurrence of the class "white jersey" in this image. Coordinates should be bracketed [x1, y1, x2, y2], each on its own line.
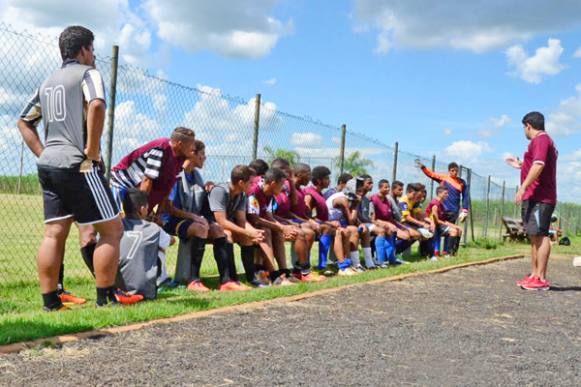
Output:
[326, 192, 346, 222]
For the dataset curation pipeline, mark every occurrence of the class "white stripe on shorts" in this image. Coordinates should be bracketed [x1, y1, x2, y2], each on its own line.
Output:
[84, 167, 115, 219]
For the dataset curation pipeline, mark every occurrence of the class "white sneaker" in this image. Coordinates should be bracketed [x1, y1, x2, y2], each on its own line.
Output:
[338, 267, 356, 276]
[429, 256, 439, 262]
[353, 264, 366, 273]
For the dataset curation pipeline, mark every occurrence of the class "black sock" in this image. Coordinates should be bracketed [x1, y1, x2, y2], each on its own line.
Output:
[57, 263, 65, 294]
[224, 242, 239, 282]
[269, 270, 281, 282]
[80, 243, 96, 277]
[212, 238, 232, 284]
[96, 286, 117, 306]
[42, 290, 63, 310]
[240, 245, 256, 283]
[190, 238, 206, 282]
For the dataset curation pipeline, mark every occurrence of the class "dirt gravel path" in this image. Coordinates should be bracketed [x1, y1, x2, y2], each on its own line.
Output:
[1, 256, 580, 386]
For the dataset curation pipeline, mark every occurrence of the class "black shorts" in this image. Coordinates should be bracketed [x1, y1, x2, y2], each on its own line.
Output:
[521, 200, 555, 237]
[444, 211, 459, 224]
[38, 163, 119, 225]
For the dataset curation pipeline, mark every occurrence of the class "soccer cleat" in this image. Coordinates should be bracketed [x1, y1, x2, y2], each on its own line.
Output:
[250, 280, 270, 288]
[187, 280, 211, 292]
[299, 272, 327, 282]
[429, 256, 439, 262]
[273, 274, 295, 286]
[219, 281, 249, 292]
[43, 304, 70, 312]
[353, 264, 366, 273]
[378, 263, 389, 269]
[516, 274, 532, 287]
[114, 290, 144, 305]
[392, 258, 409, 265]
[59, 291, 87, 305]
[521, 277, 550, 291]
[256, 271, 271, 286]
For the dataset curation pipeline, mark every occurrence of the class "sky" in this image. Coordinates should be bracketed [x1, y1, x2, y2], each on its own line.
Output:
[1, 0, 581, 202]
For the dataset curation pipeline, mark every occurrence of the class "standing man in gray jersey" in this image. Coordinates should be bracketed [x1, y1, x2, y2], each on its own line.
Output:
[17, 26, 123, 310]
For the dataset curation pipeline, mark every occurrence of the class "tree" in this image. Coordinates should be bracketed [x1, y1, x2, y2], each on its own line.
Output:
[335, 151, 373, 176]
[263, 146, 300, 166]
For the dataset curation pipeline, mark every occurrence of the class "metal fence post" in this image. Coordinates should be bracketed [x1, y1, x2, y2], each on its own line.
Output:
[484, 175, 491, 238]
[252, 93, 261, 161]
[104, 45, 119, 180]
[392, 141, 399, 183]
[467, 168, 475, 243]
[499, 180, 506, 239]
[513, 186, 518, 218]
[429, 154, 436, 200]
[339, 124, 346, 175]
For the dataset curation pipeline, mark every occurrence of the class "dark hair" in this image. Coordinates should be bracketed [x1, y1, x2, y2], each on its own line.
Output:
[337, 173, 353, 185]
[264, 167, 287, 184]
[360, 174, 372, 181]
[436, 186, 448, 195]
[249, 159, 269, 176]
[271, 158, 289, 170]
[171, 127, 195, 143]
[448, 162, 459, 171]
[123, 188, 149, 217]
[378, 179, 389, 188]
[312, 166, 331, 185]
[59, 26, 94, 61]
[293, 162, 310, 175]
[193, 140, 205, 153]
[522, 111, 545, 131]
[392, 180, 404, 189]
[231, 165, 253, 184]
[406, 183, 421, 193]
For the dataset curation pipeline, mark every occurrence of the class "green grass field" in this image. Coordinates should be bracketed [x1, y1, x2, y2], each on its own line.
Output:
[0, 191, 578, 347]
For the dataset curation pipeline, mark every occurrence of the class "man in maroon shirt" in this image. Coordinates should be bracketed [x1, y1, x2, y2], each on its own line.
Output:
[506, 111, 558, 290]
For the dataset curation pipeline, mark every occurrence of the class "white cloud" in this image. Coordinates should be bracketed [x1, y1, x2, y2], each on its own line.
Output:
[145, 0, 292, 59]
[443, 127, 453, 136]
[559, 149, 581, 203]
[506, 39, 565, 84]
[478, 129, 494, 138]
[290, 132, 323, 147]
[574, 47, 581, 58]
[354, 0, 581, 54]
[490, 114, 511, 128]
[264, 77, 277, 86]
[0, 0, 152, 65]
[444, 140, 492, 162]
[546, 83, 581, 136]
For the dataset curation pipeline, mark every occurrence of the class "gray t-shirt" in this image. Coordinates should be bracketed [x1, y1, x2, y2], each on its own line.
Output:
[117, 218, 162, 300]
[387, 195, 402, 222]
[209, 183, 246, 220]
[20, 59, 107, 168]
[358, 195, 374, 224]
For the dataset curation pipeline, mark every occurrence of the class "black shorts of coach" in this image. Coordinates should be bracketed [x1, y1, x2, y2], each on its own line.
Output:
[38, 162, 119, 225]
[521, 200, 555, 237]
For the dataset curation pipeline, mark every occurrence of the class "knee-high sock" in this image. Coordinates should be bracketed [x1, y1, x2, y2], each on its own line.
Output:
[443, 237, 450, 254]
[57, 263, 65, 293]
[240, 245, 256, 283]
[213, 237, 234, 284]
[190, 238, 206, 282]
[385, 235, 397, 263]
[80, 242, 96, 277]
[374, 236, 388, 264]
[318, 234, 332, 269]
[433, 231, 441, 255]
[363, 247, 375, 268]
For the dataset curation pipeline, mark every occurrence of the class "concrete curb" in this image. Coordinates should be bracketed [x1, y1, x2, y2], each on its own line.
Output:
[0, 254, 524, 354]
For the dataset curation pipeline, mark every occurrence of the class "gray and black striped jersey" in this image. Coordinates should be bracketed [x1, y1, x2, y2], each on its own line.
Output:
[20, 59, 106, 168]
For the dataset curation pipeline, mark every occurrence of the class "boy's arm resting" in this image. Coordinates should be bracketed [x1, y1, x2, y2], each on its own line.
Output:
[214, 210, 251, 236]
[17, 119, 44, 157]
[85, 99, 106, 161]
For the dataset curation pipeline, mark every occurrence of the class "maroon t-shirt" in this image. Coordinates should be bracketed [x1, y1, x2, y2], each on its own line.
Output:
[274, 180, 291, 218]
[247, 180, 273, 217]
[304, 186, 329, 221]
[291, 184, 308, 219]
[521, 133, 558, 205]
[111, 138, 185, 209]
[370, 194, 393, 221]
[426, 199, 445, 220]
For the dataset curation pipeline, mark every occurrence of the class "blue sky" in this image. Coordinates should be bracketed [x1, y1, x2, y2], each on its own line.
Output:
[1, 0, 580, 202]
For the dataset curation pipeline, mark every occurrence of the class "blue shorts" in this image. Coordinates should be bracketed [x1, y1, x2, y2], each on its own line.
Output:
[162, 217, 193, 240]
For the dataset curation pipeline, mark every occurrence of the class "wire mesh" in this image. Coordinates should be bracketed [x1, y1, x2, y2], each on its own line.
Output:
[0, 23, 580, 288]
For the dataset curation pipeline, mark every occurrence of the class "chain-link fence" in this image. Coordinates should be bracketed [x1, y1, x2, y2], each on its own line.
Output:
[1, 23, 580, 287]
